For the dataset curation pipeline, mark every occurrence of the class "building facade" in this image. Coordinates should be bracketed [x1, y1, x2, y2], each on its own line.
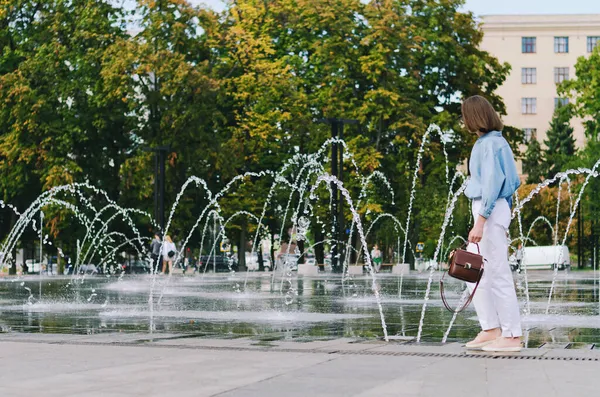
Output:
[480, 14, 600, 161]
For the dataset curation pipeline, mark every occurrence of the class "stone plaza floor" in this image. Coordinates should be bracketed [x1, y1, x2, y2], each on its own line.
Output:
[1, 333, 599, 397]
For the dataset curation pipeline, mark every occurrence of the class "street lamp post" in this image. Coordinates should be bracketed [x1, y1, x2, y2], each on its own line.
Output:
[317, 118, 358, 273]
[143, 146, 171, 233]
[39, 210, 44, 299]
[578, 203, 583, 268]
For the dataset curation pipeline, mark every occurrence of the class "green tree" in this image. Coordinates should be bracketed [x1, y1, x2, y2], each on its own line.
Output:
[543, 105, 576, 178]
[218, 0, 511, 264]
[0, 0, 513, 267]
[101, 0, 226, 235]
[561, 44, 600, 130]
[559, 43, 600, 170]
[558, 40, 600, 269]
[523, 137, 544, 184]
[0, 0, 131, 243]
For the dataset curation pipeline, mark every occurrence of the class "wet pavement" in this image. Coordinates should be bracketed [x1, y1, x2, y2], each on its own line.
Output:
[0, 270, 599, 348]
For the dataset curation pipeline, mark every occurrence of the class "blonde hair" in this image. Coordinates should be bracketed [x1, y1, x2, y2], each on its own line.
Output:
[165, 235, 173, 243]
[461, 95, 503, 133]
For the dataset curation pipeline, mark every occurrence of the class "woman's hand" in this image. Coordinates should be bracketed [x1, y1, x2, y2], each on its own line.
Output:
[468, 215, 487, 244]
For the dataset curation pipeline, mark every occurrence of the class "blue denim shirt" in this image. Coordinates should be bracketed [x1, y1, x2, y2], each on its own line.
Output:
[464, 130, 520, 218]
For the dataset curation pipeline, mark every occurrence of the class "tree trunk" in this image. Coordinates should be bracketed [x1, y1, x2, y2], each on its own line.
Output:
[9, 212, 17, 275]
[258, 243, 264, 271]
[57, 249, 64, 275]
[270, 228, 276, 272]
[313, 225, 324, 265]
[238, 218, 247, 271]
[353, 230, 361, 264]
[297, 239, 305, 264]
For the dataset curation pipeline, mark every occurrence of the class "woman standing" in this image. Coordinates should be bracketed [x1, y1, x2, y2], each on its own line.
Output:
[162, 235, 177, 275]
[461, 95, 522, 352]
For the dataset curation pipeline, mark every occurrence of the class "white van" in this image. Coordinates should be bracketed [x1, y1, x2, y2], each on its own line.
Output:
[513, 245, 570, 271]
[25, 259, 42, 273]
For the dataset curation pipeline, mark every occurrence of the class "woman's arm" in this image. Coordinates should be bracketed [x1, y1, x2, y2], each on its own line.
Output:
[468, 215, 487, 243]
[478, 149, 506, 219]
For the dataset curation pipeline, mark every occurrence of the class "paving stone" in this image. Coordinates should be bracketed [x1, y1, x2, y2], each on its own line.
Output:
[465, 348, 548, 358]
[151, 336, 253, 348]
[0, 332, 91, 342]
[77, 332, 182, 343]
[274, 338, 376, 353]
[2, 338, 600, 397]
[542, 348, 600, 359]
[368, 341, 465, 354]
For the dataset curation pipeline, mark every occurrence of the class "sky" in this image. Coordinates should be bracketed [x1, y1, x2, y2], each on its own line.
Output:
[192, 0, 600, 16]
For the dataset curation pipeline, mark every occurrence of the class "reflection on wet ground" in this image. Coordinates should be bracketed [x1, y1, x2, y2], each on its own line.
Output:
[0, 270, 598, 349]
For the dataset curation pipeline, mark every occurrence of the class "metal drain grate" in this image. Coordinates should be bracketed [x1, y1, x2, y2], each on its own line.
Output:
[331, 349, 600, 361]
[2, 338, 599, 361]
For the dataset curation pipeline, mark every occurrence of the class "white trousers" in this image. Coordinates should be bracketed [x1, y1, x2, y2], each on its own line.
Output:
[466, 199, 522, 337]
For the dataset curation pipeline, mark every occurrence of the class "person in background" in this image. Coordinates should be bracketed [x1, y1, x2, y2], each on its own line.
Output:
[371, 244, 382, 272]
[162, 235, 177, 275]
[182, 250, 196, 275]
[515, 244, 524, 272]
[150, 233, 162, 275]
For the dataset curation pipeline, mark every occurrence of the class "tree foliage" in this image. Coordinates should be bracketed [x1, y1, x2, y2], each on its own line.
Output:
[543, 105, 576, 178]
[522, 137, 544, 184]
[561, 44, 600, 131]
[0, 0, 131, 243]
[0, 0, 514, 264]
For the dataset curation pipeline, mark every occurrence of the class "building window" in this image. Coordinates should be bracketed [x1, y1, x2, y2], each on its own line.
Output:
[588, 36, 600, 53]
[523, 128, 537, 143]
[522, 37, 536, 53]
[522, 68, 537, 84]
[555, 97, 569, 109]
[554, 37, 569, 53]
[522, 98, 537, 114]
[554, 67, 569, 84]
